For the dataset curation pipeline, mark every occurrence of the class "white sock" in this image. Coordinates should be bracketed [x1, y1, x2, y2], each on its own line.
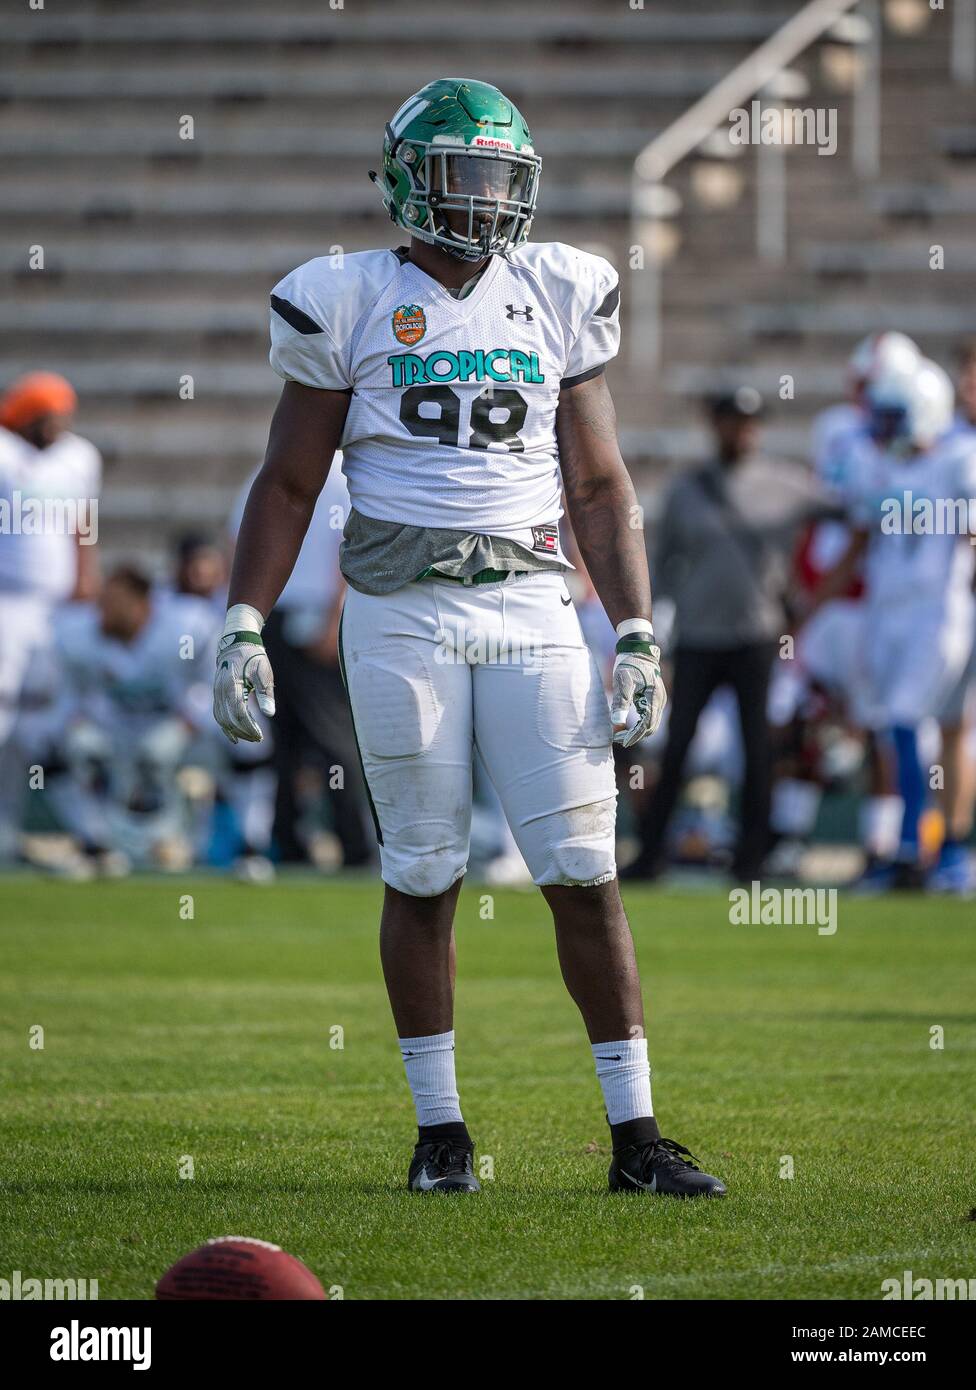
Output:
[859, 795, 904, 860]
[592, 1037, 653, 1125]
[398, 1030, 463, 1128]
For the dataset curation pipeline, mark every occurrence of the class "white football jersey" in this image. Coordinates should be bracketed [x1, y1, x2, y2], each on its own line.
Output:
[0, 427, 101, 602]
[850, 432, 976, 612]
[268, 242, 620, 551]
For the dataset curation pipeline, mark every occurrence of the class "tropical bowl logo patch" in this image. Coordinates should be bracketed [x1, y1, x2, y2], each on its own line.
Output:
[392, 303, 426, 346]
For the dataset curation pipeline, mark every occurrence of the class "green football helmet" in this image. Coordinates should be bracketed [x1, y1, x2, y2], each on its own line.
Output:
[370, 78, 542, 261]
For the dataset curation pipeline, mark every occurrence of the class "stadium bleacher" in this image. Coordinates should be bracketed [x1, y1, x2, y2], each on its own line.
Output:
[2, 0, 973, 558]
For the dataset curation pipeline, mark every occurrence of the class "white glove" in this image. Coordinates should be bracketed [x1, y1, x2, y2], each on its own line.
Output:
[610, 620, 667, 748]
[213, 606, 275, 745]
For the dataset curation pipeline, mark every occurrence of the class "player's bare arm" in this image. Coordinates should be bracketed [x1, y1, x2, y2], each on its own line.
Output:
[557, 371, 667, 745]
[228, 380, 351, 617]
[214, 381, 350, 744]
[556, 371, 651, 627]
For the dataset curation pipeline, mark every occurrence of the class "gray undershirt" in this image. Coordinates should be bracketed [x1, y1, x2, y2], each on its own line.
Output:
[339, 507, 568, 596]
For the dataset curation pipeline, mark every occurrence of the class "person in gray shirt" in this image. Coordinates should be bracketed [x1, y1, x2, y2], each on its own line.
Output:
[623, 387, 837, 882]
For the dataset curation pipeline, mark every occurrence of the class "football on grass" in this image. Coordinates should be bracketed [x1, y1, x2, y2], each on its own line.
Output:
[155, 1237, 327, 1300]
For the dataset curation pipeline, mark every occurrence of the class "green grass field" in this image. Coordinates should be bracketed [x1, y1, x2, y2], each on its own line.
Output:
[1, 876, 973, 1300]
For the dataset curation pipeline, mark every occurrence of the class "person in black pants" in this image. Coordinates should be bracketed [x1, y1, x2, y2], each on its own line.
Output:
[624, 387, 835, 883]
[262, 605, 374, 867]
[628, 641, 777, 881]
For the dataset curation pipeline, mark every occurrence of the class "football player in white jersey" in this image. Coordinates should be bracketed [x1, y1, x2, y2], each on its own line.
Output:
[0, 372, 101, 860]
[808, 332, 920, 574]
[785, 335, 923, 872]
[213, 79, 725, 1198]
[839, 359, 976, 889]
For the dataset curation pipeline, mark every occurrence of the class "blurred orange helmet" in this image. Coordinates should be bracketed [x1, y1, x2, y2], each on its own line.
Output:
[0, 372, 77, 432]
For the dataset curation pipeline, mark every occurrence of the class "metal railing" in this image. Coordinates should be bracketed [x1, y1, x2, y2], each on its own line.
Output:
[629, 0, 866, 368]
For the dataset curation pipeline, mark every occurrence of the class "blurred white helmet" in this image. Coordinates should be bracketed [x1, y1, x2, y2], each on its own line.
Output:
[847, 330, 920, 388]
[866, 356, 954, 452]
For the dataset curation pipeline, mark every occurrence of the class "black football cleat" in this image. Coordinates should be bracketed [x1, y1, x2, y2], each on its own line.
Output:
[408, 1136, 481, 1194]
[609, 1136, 726, 1198]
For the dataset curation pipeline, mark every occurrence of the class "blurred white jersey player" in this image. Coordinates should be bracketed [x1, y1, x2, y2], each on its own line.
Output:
[807, 332, 920, 577]
[772, 335, 922, 866]
[799, 334, 922, 681]
[858, 374, 975, 719]
[0, 373, 101, 858]
[849, 359, 976, 887]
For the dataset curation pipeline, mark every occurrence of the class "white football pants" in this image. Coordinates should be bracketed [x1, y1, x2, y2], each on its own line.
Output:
[861, 594, 976, 729]
[339, 571, 617, 896]
[0, 593, 56, 855]
[793, 595, 976, 730]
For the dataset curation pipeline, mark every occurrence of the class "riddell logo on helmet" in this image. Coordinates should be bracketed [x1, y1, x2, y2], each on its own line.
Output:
[472, 136, 515, 150]
[392, 304, 427, 346]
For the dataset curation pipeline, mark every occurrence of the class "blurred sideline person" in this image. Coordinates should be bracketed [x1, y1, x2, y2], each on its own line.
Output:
[46, 565, 220, 872]
[160, 531, 278, 875]
[229, 458, 374, 868]
[624, 387, 836, 883]
[160, 532, 277, 876]
[170, 533, 228, 618]
[0, 372, 101, 860]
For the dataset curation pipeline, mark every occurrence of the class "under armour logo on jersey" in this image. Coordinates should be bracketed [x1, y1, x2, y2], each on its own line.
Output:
[505, 304, 534, 322]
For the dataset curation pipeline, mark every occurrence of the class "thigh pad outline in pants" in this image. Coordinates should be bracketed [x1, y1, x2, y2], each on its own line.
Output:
[341, 599, 473, 898]
[867, 608, 972, 729]
[473, 579, 618, 887]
